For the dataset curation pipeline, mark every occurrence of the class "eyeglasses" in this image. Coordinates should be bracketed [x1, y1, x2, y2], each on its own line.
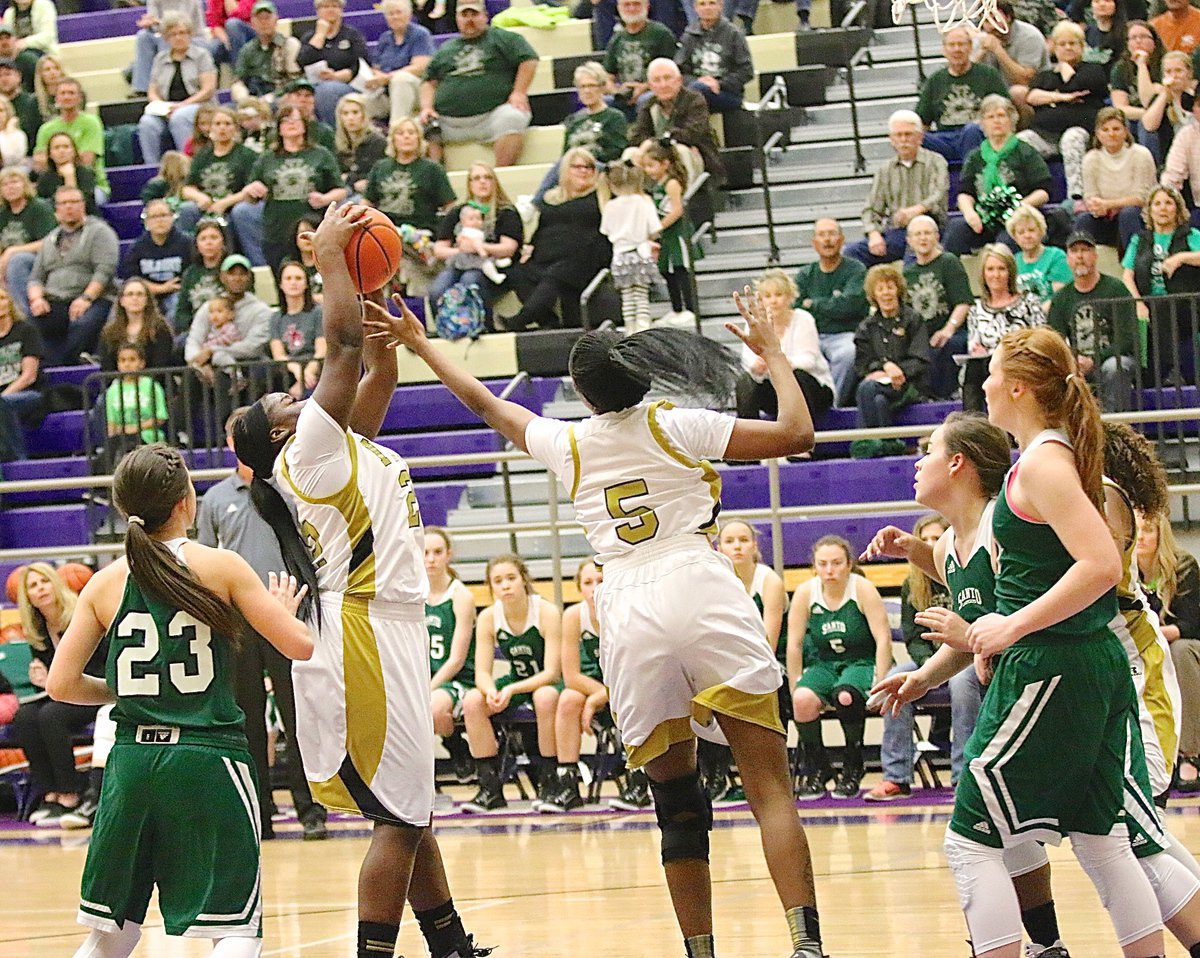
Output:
[577, 82, 603, 89]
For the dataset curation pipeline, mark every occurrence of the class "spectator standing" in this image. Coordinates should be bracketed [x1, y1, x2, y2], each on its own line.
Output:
[334, 94, 386, 196]
[205, 0, 255, 67]
[129, 0, 206, 98]
[176, 217, 228, 333]
[1076, 106, 1156, 251]
[178, 106, 255, 233]
[847, 109, 949, 267]
[0, 284, 42, 461]
[27, 187, 118, 366]
[674, 0, 752, 114]
[37, 132, 98, 215]
[117, 199, 191, 321]
[103, 343, 168, 467]
[600, 160, 661, 332]
[196, 406, 329, 840]
[535, 61, 628, 201]
[1110, 21, 1165, 153]
[363, 0, 433, 126]
[630, 58, 724, 181]
[296, 0, 371, 126]
[2, 0, 57, 93]
[641, 138, 701, 324]
[97, 277, 176, 372]
[603, 0, 678, 121]
[850, 264, 930, 459]
[962, 243, 1045, 411]
[136, 15, 218, 165]
[231, 0, 300, 103]
[971, 0, 1049, 110]
[915, 27, 1007, 162]
[0, 166, 54, 321]
[32, 79, 108, 204]
[1152, 0, 1200, 53]
[795, 218, 869, 406]
[0, 57, 38, 144]
[268, 260, 324, 397]
[1008, 204, 1071, 308]
[1052, 230, 1139, 409]
[903, 215, 972, 398]
[419, 1, 537, 169]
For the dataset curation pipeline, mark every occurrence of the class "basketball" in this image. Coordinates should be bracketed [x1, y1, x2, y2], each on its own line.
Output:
[4, 565, 25, 604]
[57, 562, 93, 595]
[344, 207, 404, 294]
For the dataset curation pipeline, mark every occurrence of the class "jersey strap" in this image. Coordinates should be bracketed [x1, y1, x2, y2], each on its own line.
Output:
[646, 401, 721, 534]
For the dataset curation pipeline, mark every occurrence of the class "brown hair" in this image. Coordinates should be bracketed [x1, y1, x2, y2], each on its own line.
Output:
[101, 277, 173, 356]
[864, 262, 908, 308]
[113, 444, 247, 640]
[273, 103, 312, 154]
[1103, 421, 1169, 518]
[425, 526, 460, 581]
[574, 557, 600, 589]
[979, 243, 1019, 302]
[940, 411, 1013, 498]
[719, 519, 763, 565]
[1091, 106, 1133, 150]
[485, 552, 533, 597]
[998, 327, 1105, 511]
[1143, 184, 1190, 231]
[905, 513, 947, 613]
[812, 534, 862, 575]
[17, 562, 77, 652]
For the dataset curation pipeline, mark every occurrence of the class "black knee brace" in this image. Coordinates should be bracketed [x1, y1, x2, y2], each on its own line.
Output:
[832, 685, 867, 722]
[650, 770, 713, 864]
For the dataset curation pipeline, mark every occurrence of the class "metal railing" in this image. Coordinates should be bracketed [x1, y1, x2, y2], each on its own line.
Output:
[751, 75, 789, 265]
[909, 2, 927, 84]
[843, 47, 871, 176]
[495, 370, 531, 555]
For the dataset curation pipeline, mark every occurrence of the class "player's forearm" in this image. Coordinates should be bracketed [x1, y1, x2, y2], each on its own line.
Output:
[914, 644, 974, 690]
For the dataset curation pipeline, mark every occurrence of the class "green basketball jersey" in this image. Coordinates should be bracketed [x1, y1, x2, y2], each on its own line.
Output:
[994, 431, 1119, 643]
[426, 581, 475, 686]
[495, 594, 546, 681]
[577, 600, 602, 682]
[942, 499, 998, 624]
[750, 563, 789, 665]
[803, 574, 876, 663]
[104, 548, 244, 734]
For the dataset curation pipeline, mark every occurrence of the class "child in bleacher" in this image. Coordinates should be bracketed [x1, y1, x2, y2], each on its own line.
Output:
[104, 343, 168, 466]
[189, 294, 241, 385]
[448, 202, 510, 285]
[790, 534, 894, 801]
[140, 150, 190, 216]
[639, 139, 702, 325]
[235, 97, 271, 153]
[461, 553, 562, 814]
[600, 159, 660, 333]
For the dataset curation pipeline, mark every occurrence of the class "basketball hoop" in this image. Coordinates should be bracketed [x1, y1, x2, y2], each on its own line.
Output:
[890, 0, 1007, 33]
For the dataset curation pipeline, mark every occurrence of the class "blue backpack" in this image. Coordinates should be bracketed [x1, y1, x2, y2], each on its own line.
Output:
[435, 282, 485, 342]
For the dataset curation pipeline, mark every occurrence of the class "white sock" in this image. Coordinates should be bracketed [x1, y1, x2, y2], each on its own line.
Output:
[211, 936, 263, 958]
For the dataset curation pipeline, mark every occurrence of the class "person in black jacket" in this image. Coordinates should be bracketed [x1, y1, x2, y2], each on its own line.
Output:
[850, 262, 930, 458]
[116, 199, 192, 325]
[674, 0, 752, 114]
[333, 93, 386, 196]
[295, 0, 370, 125]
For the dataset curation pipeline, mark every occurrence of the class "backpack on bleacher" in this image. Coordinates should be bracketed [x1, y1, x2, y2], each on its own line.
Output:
[435, 282, 485, 342]
[104, 124, 139, 169]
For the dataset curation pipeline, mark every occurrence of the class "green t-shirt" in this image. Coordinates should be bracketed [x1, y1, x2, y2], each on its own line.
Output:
[602, 21, 679, 84]
[1047, 273, 1137, 363]
[562, 106, 628, 165]
[177, 263, 224, 334]
[364, 156, 455, 232]
[904, 252, 973, 334]
[1017, 245, 1072, 302]
[1121, 229, 1200, 296]
[915, 64, 1008, 130]
[105, 376, 168, 444]
[250, 145, 342, 239]
[427, 27, 538, 117]
[35, 112, 108, 192]
[187, 144, 258, 201]
[10, 90, 39, 145]
[793, 256, 869, 335]
[0, 196, 55, 251]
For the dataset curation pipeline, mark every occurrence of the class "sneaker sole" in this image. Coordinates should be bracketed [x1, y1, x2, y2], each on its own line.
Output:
[607, 799, 649, 811]
[460, 802, 507, 814]
[863, 792, 911, 802]
[830, 791, 860, 800]
[59, 816, 94, 829]
[795, 792, 827, 801]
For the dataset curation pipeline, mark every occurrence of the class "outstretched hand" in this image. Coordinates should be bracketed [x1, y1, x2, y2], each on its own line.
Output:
[868, 669, 931, 718]
[861, 525, 920, 562]
[308, 202, 369, 268]
[362, 293, 427, 350]
[728, 286, 782, 359]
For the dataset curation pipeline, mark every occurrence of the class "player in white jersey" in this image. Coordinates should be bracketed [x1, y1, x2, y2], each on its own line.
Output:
[232, 204, 490, 958]
[365, 289, 826, 958]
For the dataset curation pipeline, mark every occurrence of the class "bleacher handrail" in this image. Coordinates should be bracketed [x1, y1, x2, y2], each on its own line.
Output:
[751, 76, 789, 265]
[497, 371, 532, 555]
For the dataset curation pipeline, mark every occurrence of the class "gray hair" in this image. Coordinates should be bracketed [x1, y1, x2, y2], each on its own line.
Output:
[906, 214, 939, 235]
[647, 57, 681, 78]
[977, 93, 1018, 126]
[888, 109, 922, 133]
[161, 12, 194, 34]
[381, 0, 412, 12]
[573, 60, 608, 88]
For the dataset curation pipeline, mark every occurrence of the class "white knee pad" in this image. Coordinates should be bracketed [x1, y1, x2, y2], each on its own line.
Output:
[72, 921, 141, 958]
[1070, 831, 1163, 946]
[210, 936, 263, 958]
[91, 705, 117, 769]
[943, 827, 1024, 954]
[1003, 840, 1050, 879]
[1140, 850, 1200, 923]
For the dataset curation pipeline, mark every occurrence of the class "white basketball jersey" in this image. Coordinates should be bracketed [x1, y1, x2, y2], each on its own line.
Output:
[275, 399, 428, 605]
[524, 400, 736, 566]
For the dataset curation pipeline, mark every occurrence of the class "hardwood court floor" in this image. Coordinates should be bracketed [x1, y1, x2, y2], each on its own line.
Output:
[6, 794, 1200, 958]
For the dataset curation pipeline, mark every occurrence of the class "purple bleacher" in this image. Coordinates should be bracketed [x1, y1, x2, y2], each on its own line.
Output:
[0, 504, 100, 549]
[376, 429, 503, 478]
[107, 165, 157, 205]
[22, 410, 86, 456]
[378, 377, 558, 433]
[0, 457, 91, 505]
[43, 364, 101, 389]
[816, 399, 958, 432]
[104, 201, 145, 242]
[720, 456, 917, 510]
[412, 482, 465, 527]
[752, 511, 920, 568]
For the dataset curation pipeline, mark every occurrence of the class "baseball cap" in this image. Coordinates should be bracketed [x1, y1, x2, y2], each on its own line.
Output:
[457, 0, 486, 12]
[221, 254, 253, 271]
[285, 77, 315, 93]
[1065, 231, 1097, 249]
[252, 0, 277, 13]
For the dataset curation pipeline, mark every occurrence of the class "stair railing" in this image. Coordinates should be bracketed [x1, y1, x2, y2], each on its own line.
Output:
[496, 370, 531, 554]
[752, 75, 789, 266]
[843, 47, 871, 175]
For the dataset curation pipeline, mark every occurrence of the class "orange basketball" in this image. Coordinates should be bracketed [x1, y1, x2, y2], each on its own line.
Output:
[57, 562, 93, 595]
[344, 206, 404, 294]
[5, 565, 26, 604]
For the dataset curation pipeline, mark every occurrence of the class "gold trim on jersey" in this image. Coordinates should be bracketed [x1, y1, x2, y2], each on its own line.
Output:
[311, 773, 360, 817]
[568, 425, 581, 500]
[625, 716, 694, 769]
[646, 401, 722, 534]
[693, 684, 785, 736]
[342, 597, 389, 787]
[279, 429, 358, 507]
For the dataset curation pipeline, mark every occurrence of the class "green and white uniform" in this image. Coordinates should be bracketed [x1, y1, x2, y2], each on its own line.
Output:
[77, 540, 262, 940]
[942, 500, 997, 625]
[796, 573, 880, 703]
[426, 578, 475, 715]
[950, 430, 1150, 851]
[493, 594, 553, 709]
[578, 600, 603, 683]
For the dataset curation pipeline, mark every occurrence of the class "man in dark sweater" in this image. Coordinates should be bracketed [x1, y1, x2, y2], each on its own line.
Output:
[117, 199, 192, 325]
[674, 0, 752, 114]
[794, 218, 869, 405]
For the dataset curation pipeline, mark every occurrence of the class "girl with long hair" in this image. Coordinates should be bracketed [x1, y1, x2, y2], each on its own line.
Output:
[37, 131, 98, 214]
[268, 260, 325, 399]
[640, 139, 701, 323]
[46, 443, 312, 958]
[334, 93, 386, 196]
[366, 288, 826, 958]
[99, 277, 175, 372]
[175, 218, 227, 334]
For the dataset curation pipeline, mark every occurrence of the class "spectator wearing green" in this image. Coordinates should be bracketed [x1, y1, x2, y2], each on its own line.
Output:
[916, 27, 1007, 161]
[0, 57, 39, 145]
[903, 215, 972, 398]
[1050, 231, 1139, 411]
[231, 0, 300, 103]
[279, 78, 336, 151]
[795, 218, 869, 405]
[0, 167, 54, 324]
[419, 0, 537, 169]
[602, 0, 677, 120]
[1, 0, 58, 93]
[178, 107, 257, 234]
[1008, 203, 1070, 308]
[32, 78, 107, 204]
[104, 342, 168, 470]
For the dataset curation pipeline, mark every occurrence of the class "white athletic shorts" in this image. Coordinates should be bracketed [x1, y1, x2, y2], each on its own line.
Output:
[293, 593, 435, 827]
[596, 535, 785, 769]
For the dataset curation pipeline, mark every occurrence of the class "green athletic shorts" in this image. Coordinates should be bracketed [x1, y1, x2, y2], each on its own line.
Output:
[77, 728, 262, 939]
[436, 680, 471, 717]
[495, 675, 564, 711]
[796, 659, 875, 705]
[1124, 708, 1169, 859]
[950, 633, 1137, 850]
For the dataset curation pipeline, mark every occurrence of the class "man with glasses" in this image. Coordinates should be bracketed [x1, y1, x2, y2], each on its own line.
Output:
[26, 186, 118, 366]
[603, 0, 677, 119]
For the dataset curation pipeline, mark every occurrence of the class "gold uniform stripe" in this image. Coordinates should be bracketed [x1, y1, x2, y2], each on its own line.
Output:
[279, 429, 359, 508]
[342, 598, 389, 787]
[310, 773, 360, 817]
[625, 716, 694, 769]
[568, 425, 581, 500]
[692, 683, 785, 736]
[646, 400, 722, 534]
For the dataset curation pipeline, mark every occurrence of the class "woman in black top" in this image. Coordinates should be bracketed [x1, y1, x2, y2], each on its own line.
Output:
[503, 148, 616, 331]
[97, 277, 176, 371]
[334, 93, 386, 196]
[295, 0, 370, 126]
[1018, 20, 1110, 202]
[37, 132, 98, 215]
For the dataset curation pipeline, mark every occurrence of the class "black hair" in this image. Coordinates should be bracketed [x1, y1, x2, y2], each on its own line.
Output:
[231, 400, 320, 623]
[568, 328, 738, 414]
